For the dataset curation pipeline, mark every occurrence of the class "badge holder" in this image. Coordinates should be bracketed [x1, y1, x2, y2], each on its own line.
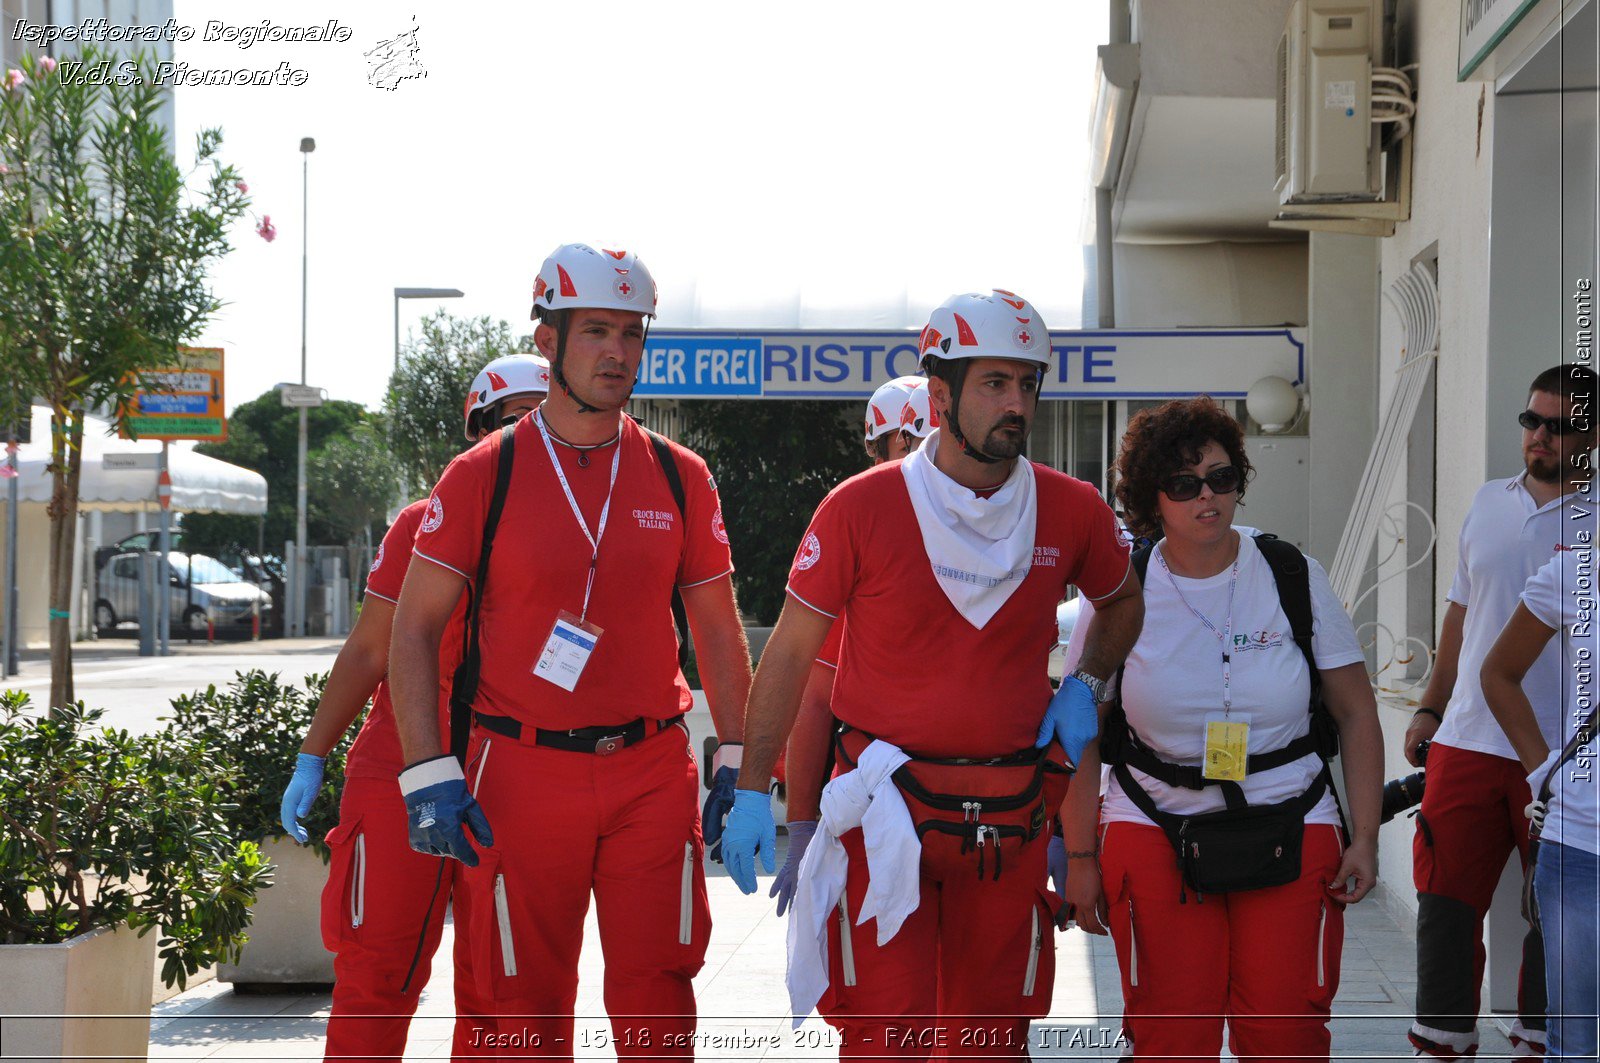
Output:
[532, 610, 604, 692]
[1202, 712, 1250, 783]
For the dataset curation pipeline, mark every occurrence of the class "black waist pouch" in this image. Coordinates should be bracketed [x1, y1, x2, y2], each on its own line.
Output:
[1115, 760, 1331, 896]
[1176, 799, 1306, 894]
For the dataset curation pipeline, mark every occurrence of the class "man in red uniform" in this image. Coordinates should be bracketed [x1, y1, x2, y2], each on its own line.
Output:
[389, 243, 753, 1057]
[280, 353, 551, 1060]
[723, 291, 1143, 1057]
[765, 376, 939, 914]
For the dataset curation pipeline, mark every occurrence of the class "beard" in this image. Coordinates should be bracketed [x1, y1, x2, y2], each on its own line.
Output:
[979, 416, 1029, 460]
[1524, 449, 1562, 484]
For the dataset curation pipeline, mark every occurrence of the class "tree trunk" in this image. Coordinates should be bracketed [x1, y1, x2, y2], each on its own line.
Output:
[45, 407, 83, 711]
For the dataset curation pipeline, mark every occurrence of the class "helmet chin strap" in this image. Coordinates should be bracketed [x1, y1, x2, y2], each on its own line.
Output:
[944, 361, 1001, 465]
[550, 314, 650, 415]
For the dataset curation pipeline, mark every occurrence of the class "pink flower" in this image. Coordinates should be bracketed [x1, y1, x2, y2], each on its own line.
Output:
[235, 181, 248, 194]
[3, 70, 24, 91]
[256, 215, 276, 243]
[0, 163, 9, 176]
[38, 56, 56, 74]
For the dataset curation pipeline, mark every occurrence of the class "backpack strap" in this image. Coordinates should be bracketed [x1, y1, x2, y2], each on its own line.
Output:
[447, 423, 517, 765]
[641, 424, 693, 670]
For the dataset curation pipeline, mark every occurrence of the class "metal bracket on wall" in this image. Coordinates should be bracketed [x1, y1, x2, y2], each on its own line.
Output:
[1268, 132, 1414, 237]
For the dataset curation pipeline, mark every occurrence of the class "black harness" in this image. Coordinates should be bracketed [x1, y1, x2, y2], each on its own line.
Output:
[1099, 534, 1345, 837]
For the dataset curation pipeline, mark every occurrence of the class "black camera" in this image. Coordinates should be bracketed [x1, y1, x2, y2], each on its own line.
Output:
[1381, 738, 1429, 824]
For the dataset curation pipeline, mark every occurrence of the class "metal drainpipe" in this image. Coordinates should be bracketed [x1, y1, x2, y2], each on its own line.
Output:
[1097, 0, 1132, 329]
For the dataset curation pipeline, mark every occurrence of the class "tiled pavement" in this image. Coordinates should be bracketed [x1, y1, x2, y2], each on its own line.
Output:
[149, 839, 1516, 1061]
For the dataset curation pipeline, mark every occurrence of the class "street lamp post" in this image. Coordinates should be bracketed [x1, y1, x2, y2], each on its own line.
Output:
[393, 287, 465, 370]
[294, 136, 315, 638]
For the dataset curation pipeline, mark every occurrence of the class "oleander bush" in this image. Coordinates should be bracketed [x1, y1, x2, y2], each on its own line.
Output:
[0, 691, 271, 988]
[164, 669, 345, 861]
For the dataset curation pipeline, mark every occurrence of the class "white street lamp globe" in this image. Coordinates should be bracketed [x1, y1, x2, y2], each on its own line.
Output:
[1247, 375, 1300, 433]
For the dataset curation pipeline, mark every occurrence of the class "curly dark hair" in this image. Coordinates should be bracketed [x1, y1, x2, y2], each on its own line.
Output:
[1114, 396, 1253, 540]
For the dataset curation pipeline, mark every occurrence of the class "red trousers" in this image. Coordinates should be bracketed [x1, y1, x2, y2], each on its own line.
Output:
[461, 721, 711, 1060]
[321, 775, 495, 1060]
[817, 825, 1059, 1060]
[1100, 820, 1345, 1063]
[1410, 742, 1546, 1058]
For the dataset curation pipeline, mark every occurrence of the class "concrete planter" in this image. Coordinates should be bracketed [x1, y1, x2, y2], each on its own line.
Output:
[0, 922, 156, 1063]
[219, 835, 335, 990]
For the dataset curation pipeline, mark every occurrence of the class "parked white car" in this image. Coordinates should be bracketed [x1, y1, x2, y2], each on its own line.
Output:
[96, 550, 272, 636]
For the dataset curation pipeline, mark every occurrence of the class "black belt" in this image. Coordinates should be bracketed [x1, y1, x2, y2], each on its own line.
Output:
[473, 711, 685, 756]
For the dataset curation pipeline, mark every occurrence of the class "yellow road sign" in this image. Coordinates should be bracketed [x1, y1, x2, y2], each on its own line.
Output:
[120, 347, 228, 442]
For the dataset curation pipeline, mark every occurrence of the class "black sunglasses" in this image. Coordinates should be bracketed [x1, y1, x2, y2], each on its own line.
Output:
[1517, 410, 1591, 436]
[1161, 465, 1242, 502]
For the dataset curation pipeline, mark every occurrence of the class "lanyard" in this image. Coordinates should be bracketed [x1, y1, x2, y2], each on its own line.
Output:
[534, 410, 622, 623]
[1156, 545, 1239, 713]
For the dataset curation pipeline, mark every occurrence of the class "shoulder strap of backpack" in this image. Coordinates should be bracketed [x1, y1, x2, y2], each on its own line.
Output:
[1252, 533, 1316, 680]
[642, 425, 692, 670]
[447, 423, 516, 765]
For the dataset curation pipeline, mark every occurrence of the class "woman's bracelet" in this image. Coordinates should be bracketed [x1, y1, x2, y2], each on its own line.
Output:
[1064, 849, 1099, 860]
[1413, 707, 1443, 724]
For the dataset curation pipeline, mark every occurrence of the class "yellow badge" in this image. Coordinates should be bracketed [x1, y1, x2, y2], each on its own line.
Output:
[1203, 718, 1250, 782]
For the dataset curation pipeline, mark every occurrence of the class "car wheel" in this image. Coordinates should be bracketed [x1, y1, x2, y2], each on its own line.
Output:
[182, 606, 209, 633]
[94, 600, 117, 634]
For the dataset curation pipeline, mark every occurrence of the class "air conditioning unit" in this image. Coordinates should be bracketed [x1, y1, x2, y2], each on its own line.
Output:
[1275, 0, 1383, 204]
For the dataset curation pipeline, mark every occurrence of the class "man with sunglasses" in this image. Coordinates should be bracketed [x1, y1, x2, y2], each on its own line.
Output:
[1405, 364, 1597, 1060]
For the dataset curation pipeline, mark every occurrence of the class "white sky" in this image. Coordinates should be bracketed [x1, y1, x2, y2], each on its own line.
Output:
[171, 1, 1106, 413]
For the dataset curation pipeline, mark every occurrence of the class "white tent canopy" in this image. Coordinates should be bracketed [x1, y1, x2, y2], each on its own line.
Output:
[8, 405, 266, 514]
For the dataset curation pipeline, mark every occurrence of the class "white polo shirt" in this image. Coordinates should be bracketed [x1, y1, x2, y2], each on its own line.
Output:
[1521, 550, 1599, 855]
[1434, 474, 1595, 759]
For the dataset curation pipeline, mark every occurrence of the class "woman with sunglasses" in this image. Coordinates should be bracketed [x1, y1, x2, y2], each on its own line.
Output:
[1059, 396, 1383, 1062]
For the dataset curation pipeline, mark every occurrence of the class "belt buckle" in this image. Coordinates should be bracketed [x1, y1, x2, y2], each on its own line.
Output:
[595, 733, 626, 756]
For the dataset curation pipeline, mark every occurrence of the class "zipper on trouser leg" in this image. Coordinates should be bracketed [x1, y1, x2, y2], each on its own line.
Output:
[1022, 904, 1041, 997]
[1127, 897, 1138, 987]
[350, 833, 366, 929]
[679, 842, 694, 946]
[838, 896, 857, 987]
[1316, 899, 1327, 988]
[494, 873, 518, 977]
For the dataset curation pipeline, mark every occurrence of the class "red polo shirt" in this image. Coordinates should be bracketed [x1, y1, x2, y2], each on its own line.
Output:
[786, 461, 1129, 758]
[413, 414, 732, 729]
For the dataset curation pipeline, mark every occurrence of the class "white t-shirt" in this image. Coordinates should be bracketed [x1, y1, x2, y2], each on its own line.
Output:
[1065, 530, 1366, 826]
[1434, 476, 1593, 759]
[1521, 549, 1599, 856]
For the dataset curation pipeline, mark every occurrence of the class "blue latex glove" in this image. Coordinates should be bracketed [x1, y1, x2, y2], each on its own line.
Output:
[399, 756, 494, 866]
[769, 820, 818, 917]
[1047, 833, 1067, 899]
[279, 752, 325, 844]
[701, 755, 741, 863]
[1036, 675, 1099, 769]
[722, 789, 776, 895]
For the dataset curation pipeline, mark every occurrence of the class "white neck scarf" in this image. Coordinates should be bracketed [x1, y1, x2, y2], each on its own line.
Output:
[900, 429, 1037, 629]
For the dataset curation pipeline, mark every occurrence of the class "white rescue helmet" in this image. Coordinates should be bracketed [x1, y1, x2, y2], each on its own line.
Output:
[530, 243, 658, 321]
[864, 376, 921, 441]
[917, 290, 1052, 372]
[463, 353, 551, 440]
[899, 379, 938, 438]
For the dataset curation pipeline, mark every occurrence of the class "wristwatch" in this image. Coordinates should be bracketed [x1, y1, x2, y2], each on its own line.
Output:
[1069, 669, 1111, 703]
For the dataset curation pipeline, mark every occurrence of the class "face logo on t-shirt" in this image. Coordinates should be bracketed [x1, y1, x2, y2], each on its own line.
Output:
[1232, 629, 1285, 652]
[796, 532, 822, 572]
[369, 543, 385, 574]
[712, 507, 729, 544]
[421, 496, 444, 535]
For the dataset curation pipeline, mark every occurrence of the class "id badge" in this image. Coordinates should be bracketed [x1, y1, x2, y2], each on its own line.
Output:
[532, 611, 604, 692]
[1202, 713, 1250, 782]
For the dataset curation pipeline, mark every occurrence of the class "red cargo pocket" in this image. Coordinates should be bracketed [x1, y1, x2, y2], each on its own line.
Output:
[319, 817, 365, 951]
[1023, 888, 1062, 999]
